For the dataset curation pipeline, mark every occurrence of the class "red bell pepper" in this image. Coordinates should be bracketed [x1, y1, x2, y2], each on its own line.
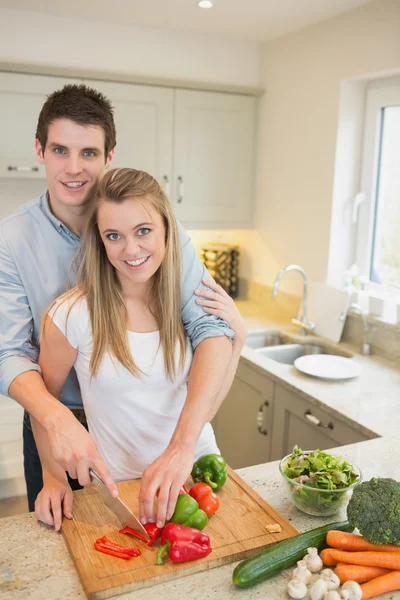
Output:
[156, 523, 212, 565]
[119, 522, 163, 547]
[188, 482, 220, 518]
[94, 536, 141, 559]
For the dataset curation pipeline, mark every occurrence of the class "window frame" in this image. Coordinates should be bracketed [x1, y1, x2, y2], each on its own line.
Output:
[355, 81, 400, 294]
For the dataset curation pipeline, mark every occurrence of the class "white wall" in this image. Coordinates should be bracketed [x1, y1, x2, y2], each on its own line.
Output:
[247, 0, 400, 295]
[0, 8, 260, 87]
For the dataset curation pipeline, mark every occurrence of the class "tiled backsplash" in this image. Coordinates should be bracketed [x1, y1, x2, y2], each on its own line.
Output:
[239, 278, 400, 363]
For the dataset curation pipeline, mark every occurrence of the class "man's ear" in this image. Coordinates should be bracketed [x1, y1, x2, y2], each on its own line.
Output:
[105, 148, 115, 169]
[35, 139, 45, 164]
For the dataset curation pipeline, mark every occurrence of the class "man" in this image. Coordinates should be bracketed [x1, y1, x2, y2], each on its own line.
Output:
[0, 84, 234, 525]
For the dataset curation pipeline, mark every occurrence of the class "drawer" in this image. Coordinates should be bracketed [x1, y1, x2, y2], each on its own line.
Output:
[0, 396, 24, 425]
[0, 455, 24, 480]
[276, 385, 371, 447]
[0, 422, 22, 444]
[0, 439, 23, 463]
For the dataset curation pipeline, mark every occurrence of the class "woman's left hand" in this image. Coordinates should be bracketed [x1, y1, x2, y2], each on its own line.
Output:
[195, 278, 248, 346]
[138, 445, 194, 528]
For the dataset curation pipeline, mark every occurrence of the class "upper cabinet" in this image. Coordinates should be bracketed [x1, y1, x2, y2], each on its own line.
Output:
[0, 71, 256, 228]
[0, 73, 81, 179]
[85, 80, 173, 187]
[173, 90, 255, 228]
[84, 81, 256, 228]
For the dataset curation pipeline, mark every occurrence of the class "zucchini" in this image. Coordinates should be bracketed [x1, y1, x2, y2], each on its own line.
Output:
[233, 520, 353, 588]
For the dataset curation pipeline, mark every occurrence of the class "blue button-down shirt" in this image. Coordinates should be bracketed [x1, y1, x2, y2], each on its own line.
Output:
[0, 192, 233, 409]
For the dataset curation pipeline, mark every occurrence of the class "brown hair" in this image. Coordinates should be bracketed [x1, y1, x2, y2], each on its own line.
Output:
[43, 168, 186, 381]
[36, 84, 116, 157]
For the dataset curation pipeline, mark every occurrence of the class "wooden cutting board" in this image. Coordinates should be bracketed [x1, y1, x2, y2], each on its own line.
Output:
[62, 466, 298, 599]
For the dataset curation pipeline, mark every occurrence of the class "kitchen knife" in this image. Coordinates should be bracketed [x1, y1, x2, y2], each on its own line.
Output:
[89, 469, 150, 541]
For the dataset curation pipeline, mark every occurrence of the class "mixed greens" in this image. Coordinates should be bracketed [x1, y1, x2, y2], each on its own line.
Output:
[281, 446, 360, 516]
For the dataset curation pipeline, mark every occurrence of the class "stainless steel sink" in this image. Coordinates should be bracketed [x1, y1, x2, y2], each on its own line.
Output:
[256, 343, 350, 365]
[244, 330, 289, 349]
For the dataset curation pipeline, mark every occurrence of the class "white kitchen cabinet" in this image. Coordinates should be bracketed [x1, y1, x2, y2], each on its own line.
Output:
[84, 80, 173, 188]
[0, 71, 256, 228]
[270, 384, 373, 461]
[0, 394, 25, 499]
[0, 72, 81, 179]
[83, 83, 256, 228]
[212, 360, 274, 469]
[173, 90, 255, 228]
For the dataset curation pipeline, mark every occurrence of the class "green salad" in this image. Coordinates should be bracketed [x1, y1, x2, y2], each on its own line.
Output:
[281, 446, 360, 515]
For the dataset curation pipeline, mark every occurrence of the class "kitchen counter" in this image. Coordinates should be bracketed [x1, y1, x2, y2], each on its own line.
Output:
[1, 435, 399, 600]
[236, 300, 400, 441]
[2, 300, 399, 599]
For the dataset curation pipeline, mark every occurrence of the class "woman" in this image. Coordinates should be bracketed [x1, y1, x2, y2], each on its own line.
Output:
[33, 168, 246, 530]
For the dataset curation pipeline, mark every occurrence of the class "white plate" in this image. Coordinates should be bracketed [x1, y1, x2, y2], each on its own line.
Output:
[294, 354, 362, 380]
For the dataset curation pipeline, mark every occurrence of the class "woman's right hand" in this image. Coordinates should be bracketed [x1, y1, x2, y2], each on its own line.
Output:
[35, 471, 73, 531]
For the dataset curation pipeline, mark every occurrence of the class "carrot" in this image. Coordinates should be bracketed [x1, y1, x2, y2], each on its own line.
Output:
[321, 549, 400, 570]
[334, 563, 391, 584]
[327, 530, 400, 553]
[361, 570, 400, 599]
[320, 548, 338, 566]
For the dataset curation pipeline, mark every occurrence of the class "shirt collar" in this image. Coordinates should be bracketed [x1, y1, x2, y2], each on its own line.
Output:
[39, 191, 80, 243]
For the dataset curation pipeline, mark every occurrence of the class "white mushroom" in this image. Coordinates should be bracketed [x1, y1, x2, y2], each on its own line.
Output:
[320, 568, 340, 590]
[292, 560, 312, 584]
[341, 581, 362, 600]
[310, 577, 328, 600]
[304, 547, 324, 573]
[287, 577, 308, 599]
[323, 592, 342, 600]
[340, 591, 351, 600]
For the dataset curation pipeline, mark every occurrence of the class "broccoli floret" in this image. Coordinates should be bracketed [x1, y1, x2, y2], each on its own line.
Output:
[347, 477, 400, 545]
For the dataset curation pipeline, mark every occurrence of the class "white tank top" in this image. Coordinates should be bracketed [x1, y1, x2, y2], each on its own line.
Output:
[49, 294, 219, 481]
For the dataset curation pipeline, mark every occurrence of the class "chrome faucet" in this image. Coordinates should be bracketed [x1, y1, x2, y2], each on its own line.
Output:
[272, 264, 315, 335]
[339, 303, 371, 355]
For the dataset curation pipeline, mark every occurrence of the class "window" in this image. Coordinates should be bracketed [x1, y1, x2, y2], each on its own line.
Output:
[356, 82, 400, 291]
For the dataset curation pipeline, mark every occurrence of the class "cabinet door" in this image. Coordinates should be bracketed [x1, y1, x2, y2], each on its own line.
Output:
[0, 72, 81, 179]
[173, 89, 255, 228]
[0, 395, 24, 495]
[87, 80, 173, 188]
[271, 384, 372, 461]
[213, 361, 273, 469]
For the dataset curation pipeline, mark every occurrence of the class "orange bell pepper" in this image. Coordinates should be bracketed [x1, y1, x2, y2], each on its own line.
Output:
[189, 482, 220, 517]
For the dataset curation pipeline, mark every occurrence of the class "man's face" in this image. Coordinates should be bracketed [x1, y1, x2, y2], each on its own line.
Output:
[35, 118, 114, 210]
[97, 197, 167, 289]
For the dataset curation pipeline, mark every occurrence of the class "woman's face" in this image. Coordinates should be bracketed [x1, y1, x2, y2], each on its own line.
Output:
[97, 196, 166, 289]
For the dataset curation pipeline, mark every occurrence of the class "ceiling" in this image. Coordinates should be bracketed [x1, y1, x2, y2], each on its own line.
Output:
[0, 0, 373, 42]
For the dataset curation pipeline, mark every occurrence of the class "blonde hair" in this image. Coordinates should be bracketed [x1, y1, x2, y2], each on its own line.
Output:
[42, 168, 186, 381]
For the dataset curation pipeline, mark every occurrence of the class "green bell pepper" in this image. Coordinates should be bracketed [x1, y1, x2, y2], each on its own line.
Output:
[169, 493, 208, 530]
[191, 454, 227, 491]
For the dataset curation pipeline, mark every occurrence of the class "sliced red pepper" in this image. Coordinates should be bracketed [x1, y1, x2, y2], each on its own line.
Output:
[156, 523, 211, 565]
[189, 482, 220, 518]
[94, 536, 141, 558]
[94, 542, 133, 559]
[119, 523, 163, 547]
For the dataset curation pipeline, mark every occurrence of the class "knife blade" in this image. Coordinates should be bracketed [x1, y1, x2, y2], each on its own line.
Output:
[89, 469, 150, 541]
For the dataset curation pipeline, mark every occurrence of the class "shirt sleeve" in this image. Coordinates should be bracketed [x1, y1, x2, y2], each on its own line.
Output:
[48, 294, 88, 350]
[178, 222, 234, 350]
[0, 230, 41, 396]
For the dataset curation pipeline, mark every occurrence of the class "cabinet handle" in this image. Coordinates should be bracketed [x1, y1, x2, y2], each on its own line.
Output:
[177, 176, 184, 203]
[304, 410, 334, 430]
[257, 401, 269, 436]
[161, 175, 170, 197]
[7, 165, 39, 173]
